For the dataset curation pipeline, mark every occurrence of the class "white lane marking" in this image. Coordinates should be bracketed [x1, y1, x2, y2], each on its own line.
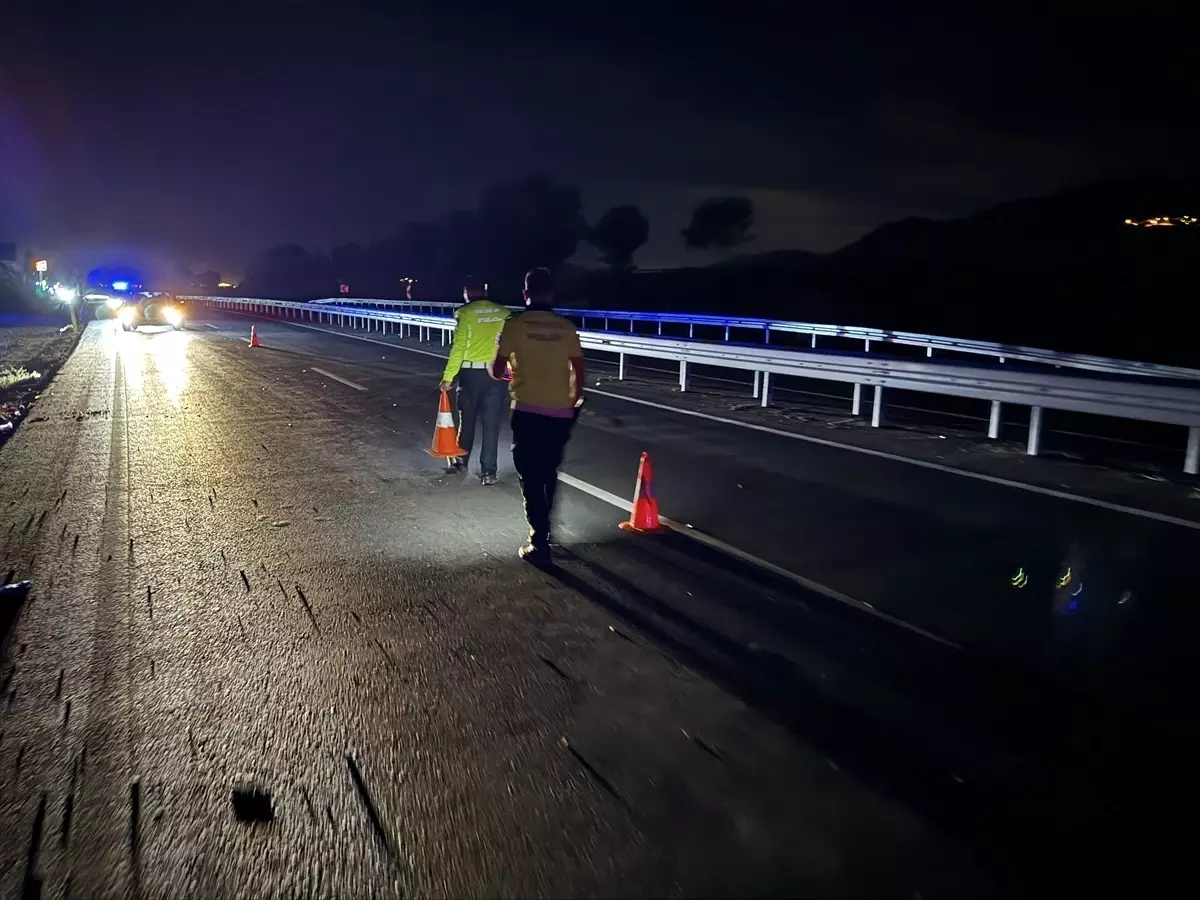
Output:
[310, 367, 367, 392]
[557, 471, 961, 651]
[586, 389, 1200, 532]
[202, 322, 221, 330]
[228, 312, 1200, 530]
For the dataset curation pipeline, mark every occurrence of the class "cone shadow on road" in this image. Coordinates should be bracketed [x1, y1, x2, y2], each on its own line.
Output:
[545, 540, 1159, 896]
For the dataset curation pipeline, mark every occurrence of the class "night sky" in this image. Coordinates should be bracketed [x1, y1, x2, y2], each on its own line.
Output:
[1, 2, 1193, 277]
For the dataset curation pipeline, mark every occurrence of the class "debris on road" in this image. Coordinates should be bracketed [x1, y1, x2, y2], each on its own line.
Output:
[231, 786, 275, 824]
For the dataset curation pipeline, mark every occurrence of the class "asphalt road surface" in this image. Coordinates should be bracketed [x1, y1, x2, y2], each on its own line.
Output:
[1, 316, 1196, 898]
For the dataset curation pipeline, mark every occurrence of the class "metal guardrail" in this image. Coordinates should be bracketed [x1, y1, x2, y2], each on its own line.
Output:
[194, 296, 1200, 474]
[301, 296, 1200, 383]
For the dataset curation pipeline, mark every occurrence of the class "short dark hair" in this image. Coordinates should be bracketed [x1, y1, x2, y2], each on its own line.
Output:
[463, 275, 487, 295]
[524, 267, 553, 299]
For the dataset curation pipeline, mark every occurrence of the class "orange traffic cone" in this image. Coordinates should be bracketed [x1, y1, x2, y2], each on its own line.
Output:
[426, 390, 467, 459]
[249, 325, 261, 348]
[619, 452, 661, 533]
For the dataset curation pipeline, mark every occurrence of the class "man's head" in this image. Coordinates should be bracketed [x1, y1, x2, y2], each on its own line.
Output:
[523, 267, 554, 308]
[462, 275, 487, 303]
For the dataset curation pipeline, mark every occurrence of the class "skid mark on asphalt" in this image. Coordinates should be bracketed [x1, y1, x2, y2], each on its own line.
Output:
[292, 583, 320, 633]
[300, 786, 317, 821]
[20, 791, 47, 899]
[538, 654, 576, 685]
[345, 754, 395, 859]
[561, 738, 632, 814]
[373, 639, 399, 670]
[129, 780, 141, 869]
[682, 729, 727, 763]
[309, 366, 368, 392]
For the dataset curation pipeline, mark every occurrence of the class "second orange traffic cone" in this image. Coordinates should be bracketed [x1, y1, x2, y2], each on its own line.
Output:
[426, 390, 467, 459]
[249, 325, 261, 348]
[619, 452, 661, 533]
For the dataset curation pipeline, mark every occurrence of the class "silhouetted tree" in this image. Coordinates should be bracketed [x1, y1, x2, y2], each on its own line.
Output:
[243, 244, 337, 298]
[588, 205, 649, 270]
[438, 209, 484, 285]
[478, 174, 584, 279]
[397, 220, 445, 280]
[681, 197, 754, 251]
[331, 243, 366, 284]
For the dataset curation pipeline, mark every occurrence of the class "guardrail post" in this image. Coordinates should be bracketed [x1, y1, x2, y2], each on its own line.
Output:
[441, 329, 446, 346]
[761, 372, 771, 407]
[988, 400, 1002, 439]
[811, 334, 817, 349]
[724, 325, 730, 341]
[689, 323, 695, 339]
[852, 383, 862, 415]
[1027, 407, 1043, 456]
[752, 371, 761, 398]
[1186, 426, 1200, 475]
[658, 321, 663, 336]
[604, 317, 609, 330]
[764, 326, 770, 344]
[864, 338, 871, 352]
[618, 353, 626, 380]
[679, 360, 689, 391]
[926, 347, 933, 358]
[871, 386, 884, 427]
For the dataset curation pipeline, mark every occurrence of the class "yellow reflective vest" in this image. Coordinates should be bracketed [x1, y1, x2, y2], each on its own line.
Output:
[442, 299, 511, 382]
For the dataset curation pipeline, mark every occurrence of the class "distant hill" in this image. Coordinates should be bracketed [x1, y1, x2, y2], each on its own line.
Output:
[576, 177, 1200, 363]
[710, 248, 822, 270]
[828, 177, 1200, 270]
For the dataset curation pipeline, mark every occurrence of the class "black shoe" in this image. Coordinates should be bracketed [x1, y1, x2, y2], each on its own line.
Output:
[518, 542, 552, 566]
[480, 472, 498, 486]
[450, 457, 467, 472]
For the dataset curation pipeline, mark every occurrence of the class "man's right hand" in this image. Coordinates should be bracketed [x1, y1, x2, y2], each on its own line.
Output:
[439, 379, 453, 393]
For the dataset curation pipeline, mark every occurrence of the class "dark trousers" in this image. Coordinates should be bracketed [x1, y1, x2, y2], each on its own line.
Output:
[511, 410, 576, 547]
[456, 369, 509, 475]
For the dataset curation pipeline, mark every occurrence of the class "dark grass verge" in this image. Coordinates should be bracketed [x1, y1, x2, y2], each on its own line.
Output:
[0, 325, 84, 450]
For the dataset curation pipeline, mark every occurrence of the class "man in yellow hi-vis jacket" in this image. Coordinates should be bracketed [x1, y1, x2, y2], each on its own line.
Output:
[440, 277, 511, 484]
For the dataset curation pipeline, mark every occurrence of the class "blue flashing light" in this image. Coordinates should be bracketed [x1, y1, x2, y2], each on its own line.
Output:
[112, 280, 130, 292]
